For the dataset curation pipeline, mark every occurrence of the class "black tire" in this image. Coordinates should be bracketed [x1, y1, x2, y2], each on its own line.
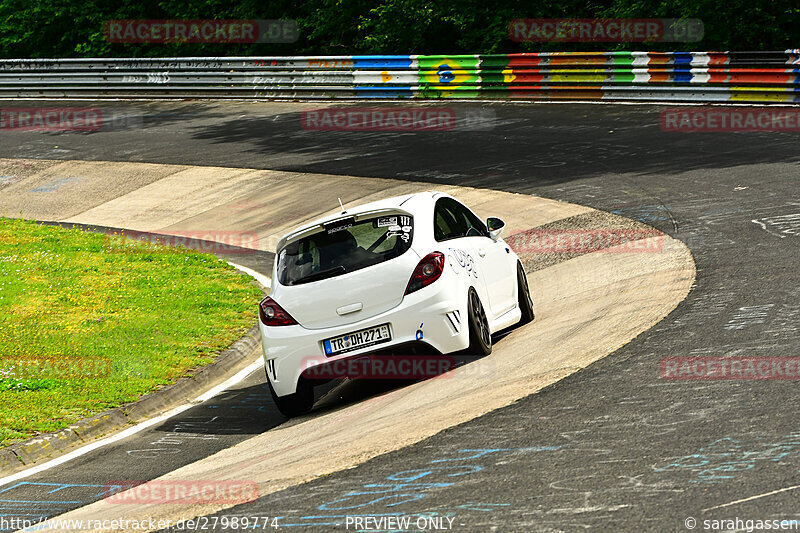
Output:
[266, 371, 314, 417]
[467, 289, 492, 356]
[517, 261, 535, 325]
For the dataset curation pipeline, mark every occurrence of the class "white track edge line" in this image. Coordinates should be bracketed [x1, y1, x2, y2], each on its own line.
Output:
[0, 359, 263, 489]
[229, 262, 272, 289]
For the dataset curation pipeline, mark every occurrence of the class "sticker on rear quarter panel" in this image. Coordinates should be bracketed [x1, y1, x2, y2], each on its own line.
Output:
[449, 247, 478, 278]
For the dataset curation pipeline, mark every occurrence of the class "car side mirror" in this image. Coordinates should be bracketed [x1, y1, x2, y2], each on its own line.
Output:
[486, 217, 505, 241]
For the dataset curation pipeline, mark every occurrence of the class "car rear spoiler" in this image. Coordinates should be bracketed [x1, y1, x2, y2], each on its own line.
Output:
[275, 207, 414, 252]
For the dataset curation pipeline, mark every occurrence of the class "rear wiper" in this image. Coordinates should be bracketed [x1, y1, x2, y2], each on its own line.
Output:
[292, 265, 346, 284]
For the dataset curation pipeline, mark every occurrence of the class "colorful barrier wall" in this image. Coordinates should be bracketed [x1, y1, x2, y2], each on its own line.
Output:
[0, 51, 798, 103]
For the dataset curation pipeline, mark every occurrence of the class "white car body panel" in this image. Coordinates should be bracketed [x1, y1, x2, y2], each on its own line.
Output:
[261, 191, 524, 397]
[275, 249, 421, 330]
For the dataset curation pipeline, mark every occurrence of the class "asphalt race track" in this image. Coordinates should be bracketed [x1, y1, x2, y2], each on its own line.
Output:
[1, 101, 799, 532]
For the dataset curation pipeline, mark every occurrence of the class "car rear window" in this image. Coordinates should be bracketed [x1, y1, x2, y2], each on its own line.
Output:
[277, 214, 414, 286]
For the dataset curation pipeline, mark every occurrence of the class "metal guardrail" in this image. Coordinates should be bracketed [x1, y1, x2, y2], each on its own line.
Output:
[1, 51, 798, 103]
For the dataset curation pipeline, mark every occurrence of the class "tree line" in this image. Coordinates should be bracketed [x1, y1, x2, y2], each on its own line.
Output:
[0, 0, 796, 58]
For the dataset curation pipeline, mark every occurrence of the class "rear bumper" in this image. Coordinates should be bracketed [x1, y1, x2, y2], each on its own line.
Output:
[260, 280, 468, 396]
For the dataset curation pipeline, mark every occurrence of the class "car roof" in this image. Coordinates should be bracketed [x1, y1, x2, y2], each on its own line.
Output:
[276, 190, 449, 250]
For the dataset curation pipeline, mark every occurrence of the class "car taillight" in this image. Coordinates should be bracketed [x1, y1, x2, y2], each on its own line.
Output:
[259, 297, 298, 326]
[405, 252, 445, 295]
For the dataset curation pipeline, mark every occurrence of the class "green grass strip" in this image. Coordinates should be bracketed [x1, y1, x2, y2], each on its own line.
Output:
[0, 218, 263, 446]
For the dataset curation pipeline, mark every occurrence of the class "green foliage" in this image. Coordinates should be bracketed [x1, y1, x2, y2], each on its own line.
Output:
[0, 378, 59, 392]
[0, 1, 796, 59]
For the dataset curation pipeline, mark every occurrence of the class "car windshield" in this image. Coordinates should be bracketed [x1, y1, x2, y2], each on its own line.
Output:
[278, 214, 413, 286]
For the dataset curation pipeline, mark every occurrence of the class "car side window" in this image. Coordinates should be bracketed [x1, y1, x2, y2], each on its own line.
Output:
[464, 209, 489, 237]
[434, 199, 464, 241]
[448, 198, 488, 238]
[434, 198, 488, 241]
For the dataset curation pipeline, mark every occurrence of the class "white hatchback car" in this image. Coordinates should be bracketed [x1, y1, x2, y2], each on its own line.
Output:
[259, 191, 534, 416]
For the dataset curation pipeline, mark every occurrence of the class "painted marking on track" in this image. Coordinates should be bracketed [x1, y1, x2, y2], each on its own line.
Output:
[653, 433, 800, 486]
[611, 204, 670, 223]
[272, 446, 561, 527]
[124, 402, 270, 459]
[723, 304, 775, 330]
[669, 290, 734, 330]
[0, 482, 117, 527]
[125, 416, 238, 459]
[29, 177, 82, 193]
[0, 175, 23, 190]
[752, 214, 800, 238]
[703, 484, 800, 512]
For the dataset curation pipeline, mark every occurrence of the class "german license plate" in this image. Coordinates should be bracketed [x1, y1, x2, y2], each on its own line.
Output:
[323, 323, 391, 356]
